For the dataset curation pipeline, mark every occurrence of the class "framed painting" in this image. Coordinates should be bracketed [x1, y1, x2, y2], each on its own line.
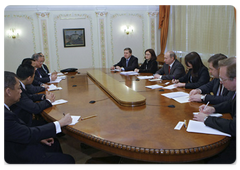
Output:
[63, 28, 85, 47]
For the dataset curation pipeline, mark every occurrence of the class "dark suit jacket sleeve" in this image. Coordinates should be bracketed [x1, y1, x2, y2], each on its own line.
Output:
[26, 84, 45, 94]
[5, 109, 56, 144]
[184, 67, 210, 89]
[199, 78, 216, 94]
[204, 91, 235, 105]
[16, 91, 52, 115]
[155, 66, 165, 75]
[139, 60, 158, 73]
[160, 60, 186, 80]
[114, 57, 125, 67]
[124, 56, 138, 71]
[204, 99, 236, 136]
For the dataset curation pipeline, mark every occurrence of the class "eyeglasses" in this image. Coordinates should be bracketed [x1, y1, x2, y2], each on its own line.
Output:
[219, 77, 232, 82]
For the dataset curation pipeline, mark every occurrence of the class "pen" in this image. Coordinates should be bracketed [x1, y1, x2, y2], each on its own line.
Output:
[81, 114, 97, 121]
[204, 101, 210, 111]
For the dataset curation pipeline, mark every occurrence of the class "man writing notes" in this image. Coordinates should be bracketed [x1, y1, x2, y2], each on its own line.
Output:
[111, 47, 138, 71]
[193, 57, 236, 163]
[153, 51, 185, 80]
[4, 71, 74, 163]
[189, 54, 235, 104]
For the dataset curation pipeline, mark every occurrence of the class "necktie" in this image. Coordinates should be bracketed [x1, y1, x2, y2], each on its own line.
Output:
[126, 59, 129, 67]
[168, 66, 170, 74]
[218, 84, 222, 96]
[42, 65, 48, 74]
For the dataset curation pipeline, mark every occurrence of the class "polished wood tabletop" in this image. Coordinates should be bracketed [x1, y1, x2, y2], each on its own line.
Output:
[42, 68, 232, 163]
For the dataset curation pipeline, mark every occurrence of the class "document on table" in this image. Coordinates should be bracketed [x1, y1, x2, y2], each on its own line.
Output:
[193, 112, 223, 117]
[137, 76, 154, 79]
[49, 77, 62, 84]
[161, 91, 189, 103]
[145, 84, 163, 89]
[111, 68, 121, 72]
[187, 120, 231, 137]
[69, 116, 81, 125]
[149, 78, 160, 81]
[120, 71, 139, 75]
[52, 99, 68, 105]
[48, 84, 62, 91]
[58, 75, 66, 79]
[163, 84, 176, 89]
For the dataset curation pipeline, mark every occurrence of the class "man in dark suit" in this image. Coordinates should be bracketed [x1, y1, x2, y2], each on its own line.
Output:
[110, 47, 138, 71]
[189, 54, 235, 104]
[193, 57, 236, 163]
[10, 64, 55, 126]
[153, 51, 185, 80]
[4, 71, 74, 163]
[32, 53, 57, 83]
[22, 58, 48, 94]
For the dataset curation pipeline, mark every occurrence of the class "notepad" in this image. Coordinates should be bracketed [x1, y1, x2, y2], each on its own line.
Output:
[48, 84, 62, 91]
[49, 78, 62, 84]
[149, 78, 161, 81]
[163, 84, 176, 89]
[52, 99, 68, 105]
[137, 76, 154, 79]
[69, 116, 81, 125]
[145, 84, 163, 89]
[120, 71, 139, 75]
[193, 112, 223, 117]
[186, 120, 231, 137]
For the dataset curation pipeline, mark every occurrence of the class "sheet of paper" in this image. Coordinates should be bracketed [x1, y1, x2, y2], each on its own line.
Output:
[186, 120, 231, 137]
[161, 91, 189, 99]
[145, 84, 163, 89]
[163, 84, 176, 89]
[52, 99, 68, 105]
[193, 112, 223, 117]
[174, 121, 184, 130]
[49, 78, 62, 84]
[58, 75, 66, 79]
[120, 71, 139, 75]
[69, 116, 81, 125]
[111, 69, 121, 72]
[173, 96, 189, 103]
[48, 84, 62, 91]
[149, 78, 160, 81]
[137, 76, 154, 79]
[57, 72, 64, 76]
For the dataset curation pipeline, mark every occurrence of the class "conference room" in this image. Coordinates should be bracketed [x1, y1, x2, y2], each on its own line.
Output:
[4, 5, 236, 164]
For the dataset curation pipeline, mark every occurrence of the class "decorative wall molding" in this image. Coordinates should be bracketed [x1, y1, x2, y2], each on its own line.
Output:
[40, 19, 50, 68]
[148, 11, 159, 53]
[36, 12, 50, 18]
[54, 14, 94, 70]
[96, 12, 108, 17]
[5, 14, 36, 53]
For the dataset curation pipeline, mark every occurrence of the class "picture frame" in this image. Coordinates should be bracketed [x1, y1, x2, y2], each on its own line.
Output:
[63, 28, 85, 47]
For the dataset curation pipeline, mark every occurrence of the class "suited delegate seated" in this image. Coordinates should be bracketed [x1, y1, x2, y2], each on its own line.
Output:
[32, 52, 57, 83]
[154, 51, 185, 80]
[189, 53, 235, 104]
[4, 71, 74, 164]
[193, 57, 236, 163]
[10, 64, 55, 126]
[111, 47, 138, 71]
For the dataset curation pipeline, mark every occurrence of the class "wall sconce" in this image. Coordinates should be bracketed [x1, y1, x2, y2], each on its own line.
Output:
[7, 28, 20, 39]
[122, 25, 134, 35]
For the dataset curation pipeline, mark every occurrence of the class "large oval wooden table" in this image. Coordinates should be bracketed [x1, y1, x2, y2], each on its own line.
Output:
[42, 68, 232, 163]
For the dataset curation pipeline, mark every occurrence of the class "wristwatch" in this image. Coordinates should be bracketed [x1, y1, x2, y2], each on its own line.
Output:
[201, 94, 206, 102]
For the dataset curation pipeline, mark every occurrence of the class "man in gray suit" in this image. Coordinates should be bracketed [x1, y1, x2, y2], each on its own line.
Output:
[153, 51, 185, 80]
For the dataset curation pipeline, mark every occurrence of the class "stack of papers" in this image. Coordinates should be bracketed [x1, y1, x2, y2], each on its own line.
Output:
[187, 120, 231, 137]
[193, 112, 223, 117]
[145, 84, 163, 89]
[69, 116, 81, 125]
[111, 68, 121, 72]
[49, 78, 62, 84]
[48, 84, 62, 91]
[161, 91, 189, 103]
[137, 76, 154, 79]
[52, 99, 68, 105]
[120, 71, 139, 75]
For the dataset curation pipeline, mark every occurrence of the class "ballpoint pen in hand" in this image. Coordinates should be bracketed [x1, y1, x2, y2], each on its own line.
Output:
[204, 101, 210, 111]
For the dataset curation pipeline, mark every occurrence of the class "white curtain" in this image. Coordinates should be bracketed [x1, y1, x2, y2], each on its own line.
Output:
[166, 6, 236, 66]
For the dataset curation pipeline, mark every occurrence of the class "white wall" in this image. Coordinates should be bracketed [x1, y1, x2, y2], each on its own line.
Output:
[4, 5, 160, 72]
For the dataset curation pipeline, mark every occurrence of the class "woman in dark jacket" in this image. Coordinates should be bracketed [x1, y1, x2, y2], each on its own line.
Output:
[173, 51, 210, 89]
[134, 49, 158, 74]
